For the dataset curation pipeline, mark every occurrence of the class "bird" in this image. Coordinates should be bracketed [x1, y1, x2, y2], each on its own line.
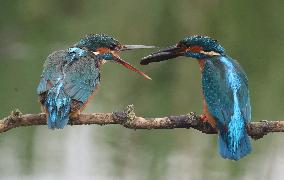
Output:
[140, 35, 251, 160]
[37, 34, 154, 129]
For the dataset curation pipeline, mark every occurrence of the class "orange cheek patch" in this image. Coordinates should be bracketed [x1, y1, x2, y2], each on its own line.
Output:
[189, 45, 203, 53]
[96, 48, 110, 53]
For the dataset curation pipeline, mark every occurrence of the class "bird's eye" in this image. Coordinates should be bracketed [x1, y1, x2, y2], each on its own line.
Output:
[109, 45, 114, 50]
[101, 53, 113, 60]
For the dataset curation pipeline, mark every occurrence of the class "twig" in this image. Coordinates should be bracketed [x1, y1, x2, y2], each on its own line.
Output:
[0, 105, 283, 139]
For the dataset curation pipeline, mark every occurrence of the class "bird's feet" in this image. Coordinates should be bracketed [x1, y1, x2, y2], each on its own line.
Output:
[200, 114, 216, 128]
[69, 111, 80, 125]
[200, 114, 207, 122]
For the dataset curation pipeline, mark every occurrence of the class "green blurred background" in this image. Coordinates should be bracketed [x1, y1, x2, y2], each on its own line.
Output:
[1, 0, 284, 179]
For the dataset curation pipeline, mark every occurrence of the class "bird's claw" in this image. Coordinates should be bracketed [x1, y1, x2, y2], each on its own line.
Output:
[200, 114, 216, 128]
[200, 114, 208, 122]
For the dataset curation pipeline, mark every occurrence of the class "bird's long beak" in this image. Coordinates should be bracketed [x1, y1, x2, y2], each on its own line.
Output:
[114, 55, 152, 80]
[140, 45, 185, 65]
[111, 44, 155, 80]
[120, 45, 156, 51]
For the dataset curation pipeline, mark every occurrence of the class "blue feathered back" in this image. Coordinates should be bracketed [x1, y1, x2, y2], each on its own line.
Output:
[201, 55, 251, 160]
[37, 47, 101, 129]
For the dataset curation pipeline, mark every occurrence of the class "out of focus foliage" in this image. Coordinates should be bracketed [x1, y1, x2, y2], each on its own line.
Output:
[0, 0, 284, 179]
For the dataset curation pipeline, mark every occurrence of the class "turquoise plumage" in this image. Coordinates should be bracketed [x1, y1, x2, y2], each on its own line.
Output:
[201, 55, 251, 160]
[141, 35, 251, 160]
[37, 48, 100, 129]
[37, 34, 153, 129]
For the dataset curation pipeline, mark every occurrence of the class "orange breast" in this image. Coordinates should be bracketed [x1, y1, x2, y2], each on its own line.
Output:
[202, 95, 217, 128]
[198, 59, 205, 71]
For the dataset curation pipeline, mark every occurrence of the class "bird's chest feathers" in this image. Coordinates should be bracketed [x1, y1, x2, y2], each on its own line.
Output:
[198, 59, 205, 71]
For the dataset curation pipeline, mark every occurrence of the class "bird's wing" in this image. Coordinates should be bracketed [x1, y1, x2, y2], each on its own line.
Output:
[63, 53, 101, 104]
[229, 56, 251, 122]
[37, 47, 100, 111]
[202, 55, 251, 127]
[37, 50, 68, 94]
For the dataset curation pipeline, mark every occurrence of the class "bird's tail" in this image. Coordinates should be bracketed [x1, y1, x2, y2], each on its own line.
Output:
[45, 82, 71, 129]
[218, 118, 251, 160]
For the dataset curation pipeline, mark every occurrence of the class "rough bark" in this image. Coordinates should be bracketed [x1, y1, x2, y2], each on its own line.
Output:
[0, 105, 283, 140]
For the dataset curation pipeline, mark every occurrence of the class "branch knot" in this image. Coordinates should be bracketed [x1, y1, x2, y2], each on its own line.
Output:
[6, 109, 23, 126]
[119, 104, 136, 127]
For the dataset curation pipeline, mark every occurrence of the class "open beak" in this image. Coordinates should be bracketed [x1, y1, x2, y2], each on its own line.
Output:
[111, 44, 155, 80]
[120, 45, 156, 51]
[114, 55, 152, 80]
[140, 45, 185, 65]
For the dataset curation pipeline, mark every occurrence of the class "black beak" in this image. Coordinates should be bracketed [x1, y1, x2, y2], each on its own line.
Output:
[140, 45, 185, 65]
[120, 45, 156, 51]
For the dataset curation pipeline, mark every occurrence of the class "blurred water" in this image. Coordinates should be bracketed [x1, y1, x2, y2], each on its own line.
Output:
[1, 128, 284, 179]
[1, 0, 284, 179]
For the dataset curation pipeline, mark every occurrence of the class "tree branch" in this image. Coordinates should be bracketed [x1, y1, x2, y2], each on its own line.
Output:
[1, 105, 283, 139]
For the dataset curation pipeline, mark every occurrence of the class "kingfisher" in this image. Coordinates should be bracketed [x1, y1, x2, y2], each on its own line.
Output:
[37, 34, 154, 129]
[141, 35, 251, 160]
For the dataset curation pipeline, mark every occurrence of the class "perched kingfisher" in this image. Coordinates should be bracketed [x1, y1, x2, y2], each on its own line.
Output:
[141, 35, 251, 160]
[37, 34, 153, 129]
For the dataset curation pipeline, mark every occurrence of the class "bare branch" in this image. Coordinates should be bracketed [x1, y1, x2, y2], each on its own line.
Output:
[1, 105, 283, 139]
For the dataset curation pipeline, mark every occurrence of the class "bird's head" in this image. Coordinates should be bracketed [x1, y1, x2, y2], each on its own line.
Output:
[140, 35, 225, 65]
[75, 34, 154, 80]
